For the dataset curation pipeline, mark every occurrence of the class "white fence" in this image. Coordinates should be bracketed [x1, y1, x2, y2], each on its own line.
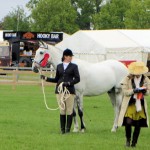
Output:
[0, 67, 56, 89]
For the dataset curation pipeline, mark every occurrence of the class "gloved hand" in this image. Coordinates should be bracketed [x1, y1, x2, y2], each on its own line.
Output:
[133, 88, 140, 93]
[63, 82, 70, 87]
[133, 88, 147, 94]
[141, 89, 147, 94]
[40, 75, 46, 80]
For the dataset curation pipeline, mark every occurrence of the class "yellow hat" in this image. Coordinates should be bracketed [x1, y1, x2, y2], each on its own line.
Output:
[128, 61, 148, 75]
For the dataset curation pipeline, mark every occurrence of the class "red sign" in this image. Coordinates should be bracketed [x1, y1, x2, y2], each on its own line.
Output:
[120, 60, 136, 68]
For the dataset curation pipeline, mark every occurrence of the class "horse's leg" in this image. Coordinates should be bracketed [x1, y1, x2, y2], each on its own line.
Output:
[77, 93, 86, 132]
[72, 96, 79, 132]
[111, 87, 123, 132]
[107, 87, 116, 107]
[108, 86, 123, 132]
[107, 87, 118, 132]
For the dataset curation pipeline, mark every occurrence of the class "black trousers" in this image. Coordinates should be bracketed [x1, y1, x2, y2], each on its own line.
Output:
[125, 117, 141, 145]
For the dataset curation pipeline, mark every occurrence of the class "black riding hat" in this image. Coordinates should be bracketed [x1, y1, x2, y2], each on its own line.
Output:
[63, 48, 74, 56]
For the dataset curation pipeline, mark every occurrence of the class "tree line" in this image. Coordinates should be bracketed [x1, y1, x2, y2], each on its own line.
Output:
[0, 0, 150, 34]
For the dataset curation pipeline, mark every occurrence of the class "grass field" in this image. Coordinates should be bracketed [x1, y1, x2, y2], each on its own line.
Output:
[1, 85, 150, 150]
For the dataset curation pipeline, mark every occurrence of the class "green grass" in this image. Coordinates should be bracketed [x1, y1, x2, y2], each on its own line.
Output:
[0, 85, 150, 150]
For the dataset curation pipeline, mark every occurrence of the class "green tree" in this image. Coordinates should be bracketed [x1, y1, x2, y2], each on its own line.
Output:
[26, 0, 40, 10]
[0, 21, 3, 30]
[30, 0, 79, 34]
[2, 6, 30, 31]
[93, 0, 130, 29]
[71, 0, 103, 29]
[125, 0, 150, 29]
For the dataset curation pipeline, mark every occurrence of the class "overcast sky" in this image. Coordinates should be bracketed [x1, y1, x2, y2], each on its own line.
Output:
[0, 0, 30, 21]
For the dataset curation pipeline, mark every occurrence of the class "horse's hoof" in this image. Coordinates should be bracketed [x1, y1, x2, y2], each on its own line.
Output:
[111, 126, 118, 132]
[73, 128, 79, 133]
[80, 129, 85, 133]
[111, 128, 117, 132]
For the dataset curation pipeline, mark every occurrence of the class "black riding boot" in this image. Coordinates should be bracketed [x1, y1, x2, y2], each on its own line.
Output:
[60, 115, 66, 134]
[66, 115, 73, 133]
[125, 125, 132, 147]
[131, 126, 141, 147]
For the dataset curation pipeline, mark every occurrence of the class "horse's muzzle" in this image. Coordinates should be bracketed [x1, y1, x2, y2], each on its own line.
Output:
[32, 66, 39, 73]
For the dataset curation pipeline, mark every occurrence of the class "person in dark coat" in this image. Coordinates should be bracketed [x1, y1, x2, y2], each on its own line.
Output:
[41, 49, 80, 134]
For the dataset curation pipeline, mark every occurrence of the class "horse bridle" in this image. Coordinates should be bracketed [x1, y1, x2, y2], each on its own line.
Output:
[33, 52, 50, 67]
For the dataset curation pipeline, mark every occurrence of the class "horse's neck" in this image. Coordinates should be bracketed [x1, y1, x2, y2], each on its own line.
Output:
[73, 58, 91, 68]
[47, 45, 62, 69]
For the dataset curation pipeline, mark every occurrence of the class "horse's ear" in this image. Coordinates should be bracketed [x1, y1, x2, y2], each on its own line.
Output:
[39, 40, 48, 49]
[43, 42, 48, 49]
[38, 40, 45, 48]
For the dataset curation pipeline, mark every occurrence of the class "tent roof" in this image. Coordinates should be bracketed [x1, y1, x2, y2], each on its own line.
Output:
[63, 32, 71, 40]
[56, 30, 146, 54]
[118, 30, 150, 49]
[56, 30, 106, 54]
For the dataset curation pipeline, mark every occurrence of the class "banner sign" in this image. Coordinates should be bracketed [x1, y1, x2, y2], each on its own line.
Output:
[3, 32, 63, 42]
[3, 32, 17, 39]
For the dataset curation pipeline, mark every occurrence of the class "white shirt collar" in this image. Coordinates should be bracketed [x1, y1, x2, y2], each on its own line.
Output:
[63, 62, 70, 70]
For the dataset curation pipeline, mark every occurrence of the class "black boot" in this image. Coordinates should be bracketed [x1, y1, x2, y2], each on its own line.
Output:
[126, 138, 131, 147]
[60, 115, 66, 134]
[131, 126, 141, 147]
[66, 115, 73, 133]
[125, 125, 132, 147]
[131, 142, 136, 148]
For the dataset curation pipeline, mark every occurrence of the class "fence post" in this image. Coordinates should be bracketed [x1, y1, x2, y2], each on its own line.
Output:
[12, 68, 18, 90]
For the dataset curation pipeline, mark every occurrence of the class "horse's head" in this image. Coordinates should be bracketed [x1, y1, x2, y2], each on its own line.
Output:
[32, 44, 51, 73]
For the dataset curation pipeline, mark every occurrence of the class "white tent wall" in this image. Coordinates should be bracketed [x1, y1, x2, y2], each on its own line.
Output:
[118, 30, 150, 64]
[0, 31, 4, 41]
[74, 53, 105, 63]
[106, 47, 148, 64]
[107, 51, 148, 64]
